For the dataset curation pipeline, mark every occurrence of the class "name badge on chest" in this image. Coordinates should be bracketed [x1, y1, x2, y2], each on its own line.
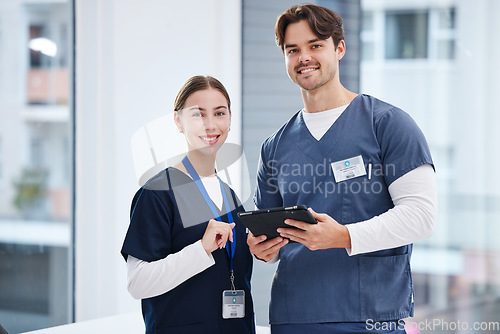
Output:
[222, 290, 245, 319]
[331, 155, 366, 183]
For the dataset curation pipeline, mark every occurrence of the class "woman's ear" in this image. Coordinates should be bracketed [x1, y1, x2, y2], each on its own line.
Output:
[174, 110, 183, 133]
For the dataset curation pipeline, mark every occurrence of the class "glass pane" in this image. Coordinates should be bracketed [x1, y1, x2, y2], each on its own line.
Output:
[363, 3, 500, 333]
[439, 8, 456, 29]
[362, 12, 374, 31]
[0, 1, 73, 333]
[437, 39, 455, 59]
[361, 41, 375, 61]
[385, 11, 428, 59]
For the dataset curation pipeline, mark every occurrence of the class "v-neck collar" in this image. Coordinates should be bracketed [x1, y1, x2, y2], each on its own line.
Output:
[294, 95, 360, 162]
[169, 167, 226, 217]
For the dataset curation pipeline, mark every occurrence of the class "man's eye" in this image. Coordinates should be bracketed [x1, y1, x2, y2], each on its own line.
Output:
[216, 111, 226, 116]
[312, 44, 321, 49]
[288, 49, 298, 55]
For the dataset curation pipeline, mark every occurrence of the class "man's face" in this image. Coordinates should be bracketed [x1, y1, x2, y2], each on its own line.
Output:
[283, 20, 343, 91]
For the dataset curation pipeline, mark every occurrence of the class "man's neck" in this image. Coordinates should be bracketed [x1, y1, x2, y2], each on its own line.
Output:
[301, 82, 357, 113]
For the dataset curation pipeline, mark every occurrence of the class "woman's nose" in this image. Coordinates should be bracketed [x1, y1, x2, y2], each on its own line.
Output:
[203, 115, 216, 129]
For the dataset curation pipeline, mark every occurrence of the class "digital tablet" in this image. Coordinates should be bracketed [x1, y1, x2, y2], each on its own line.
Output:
[237, 205, 317, 241]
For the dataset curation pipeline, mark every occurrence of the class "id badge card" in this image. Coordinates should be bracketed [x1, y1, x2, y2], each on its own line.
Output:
[331, 155, 366, 183]
[222, 290, 245, 319]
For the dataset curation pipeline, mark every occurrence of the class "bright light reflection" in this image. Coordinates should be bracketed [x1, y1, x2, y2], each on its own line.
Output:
[29, 37, 57, 57]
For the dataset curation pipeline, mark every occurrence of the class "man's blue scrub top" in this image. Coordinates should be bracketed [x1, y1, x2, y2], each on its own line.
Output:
[255, 94, 433, 324]
[122, 167, 255, 334]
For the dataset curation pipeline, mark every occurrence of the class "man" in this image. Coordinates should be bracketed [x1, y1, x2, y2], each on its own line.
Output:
[247, 4, 437, 334]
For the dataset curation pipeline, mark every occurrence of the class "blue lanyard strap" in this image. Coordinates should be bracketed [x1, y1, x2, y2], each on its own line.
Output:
[182, 156, 236, 271]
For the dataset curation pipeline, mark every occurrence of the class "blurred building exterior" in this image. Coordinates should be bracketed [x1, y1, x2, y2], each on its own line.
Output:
[0, 1, 72, 333]
[360, 0, 500, 328]
[0, 0, 498, 333]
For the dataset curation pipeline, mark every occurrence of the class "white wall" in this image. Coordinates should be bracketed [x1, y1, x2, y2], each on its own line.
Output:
[75, 0, 242, 321]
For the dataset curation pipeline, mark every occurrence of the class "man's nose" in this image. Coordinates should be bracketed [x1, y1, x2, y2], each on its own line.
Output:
[299, 50, 311, 63]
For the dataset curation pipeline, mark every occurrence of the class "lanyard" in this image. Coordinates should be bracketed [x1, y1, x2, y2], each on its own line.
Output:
[182, 156, 236, 276]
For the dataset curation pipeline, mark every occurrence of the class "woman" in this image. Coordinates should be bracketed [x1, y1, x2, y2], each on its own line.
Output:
[121, 76, 255, 333]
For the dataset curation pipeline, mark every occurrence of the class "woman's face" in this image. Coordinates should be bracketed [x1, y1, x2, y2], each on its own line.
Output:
[175, 88, 231, 157]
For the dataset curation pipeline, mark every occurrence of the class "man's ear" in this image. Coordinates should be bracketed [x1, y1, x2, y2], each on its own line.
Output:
[336, 40, 346, 61]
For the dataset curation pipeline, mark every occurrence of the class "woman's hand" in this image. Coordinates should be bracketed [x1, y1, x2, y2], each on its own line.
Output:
[201, 219, 236, 254]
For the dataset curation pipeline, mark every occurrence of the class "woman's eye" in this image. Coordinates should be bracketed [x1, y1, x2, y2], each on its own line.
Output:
[216, 111, 226, 116]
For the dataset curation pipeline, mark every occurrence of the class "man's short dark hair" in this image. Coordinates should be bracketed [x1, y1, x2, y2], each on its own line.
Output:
[275, 4, 344, 52]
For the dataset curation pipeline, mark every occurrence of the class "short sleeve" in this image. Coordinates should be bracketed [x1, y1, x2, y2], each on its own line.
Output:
[121, 188, 172, 262]
[254, 138, 284, 209]
[376, 108, 434, 186]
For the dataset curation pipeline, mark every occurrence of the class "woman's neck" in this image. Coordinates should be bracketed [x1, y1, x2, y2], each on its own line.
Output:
[176, 151, 216, 178]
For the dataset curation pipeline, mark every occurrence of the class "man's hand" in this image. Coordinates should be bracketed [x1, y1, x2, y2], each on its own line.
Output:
[247, 232, 288, 262]
[277, 208, 351, 251]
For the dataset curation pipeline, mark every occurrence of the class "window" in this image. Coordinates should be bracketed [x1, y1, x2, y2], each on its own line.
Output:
[0, 1, 73, 333]
[385, 11, 429, 59]
[361, 7, 456, 62]
[434, 8, 456, 59]
[0, 137, 2, 180]
[362, 1, 499, 331]
[26, 4, 69, 106]
[361, 12, 375, 61]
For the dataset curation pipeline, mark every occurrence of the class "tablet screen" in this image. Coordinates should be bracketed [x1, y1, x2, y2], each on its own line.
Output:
[237, 205, 316, 241]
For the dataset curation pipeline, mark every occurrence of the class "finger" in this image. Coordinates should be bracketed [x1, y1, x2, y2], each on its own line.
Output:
[278, 228, 308, 244]
[254, 237, 285, 252]
[216, 234, 224, 248]
[283, 218, 310, 230]
[308, 207, 326, 221]
[278, 227, 307, 241]
[247, 232, 267, 246]
[228, 224, 235, 242]
[264, 238, 288, 256]
[285, 233, 307, 245]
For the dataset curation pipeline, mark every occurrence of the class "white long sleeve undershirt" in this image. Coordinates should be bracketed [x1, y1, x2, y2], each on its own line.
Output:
[126, 175, 222, 300]
[345, 163, 437, 255]
[127, 241, 215, 299]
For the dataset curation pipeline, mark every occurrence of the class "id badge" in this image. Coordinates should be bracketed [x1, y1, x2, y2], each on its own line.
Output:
[331, 155, 366, 183]
[222, 290, 245, 319]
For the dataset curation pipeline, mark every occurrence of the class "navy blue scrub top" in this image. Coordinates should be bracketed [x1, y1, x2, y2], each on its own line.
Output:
[121, 167, 255, 334]
[255, 94, 434, 324]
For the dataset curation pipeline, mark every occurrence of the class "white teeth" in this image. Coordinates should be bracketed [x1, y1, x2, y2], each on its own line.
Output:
[201, 136, 218, 141]
[300, 68, 316, 73]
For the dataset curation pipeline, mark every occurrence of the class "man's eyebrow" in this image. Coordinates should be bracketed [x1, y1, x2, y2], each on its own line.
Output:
[307, 38, 322, 44]
[215, 106, 228, 110]
[284, 38, 323, 49]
